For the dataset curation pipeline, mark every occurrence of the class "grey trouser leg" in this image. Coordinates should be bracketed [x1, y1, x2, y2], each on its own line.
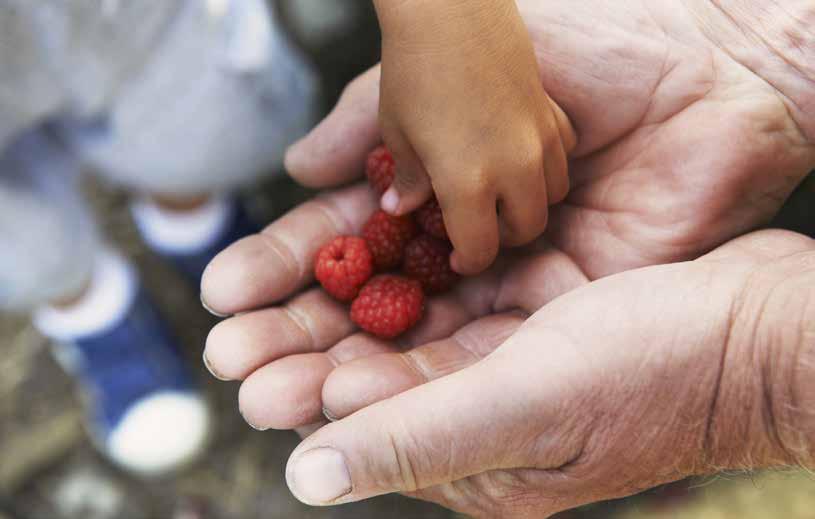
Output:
[0, 131, 99, 310]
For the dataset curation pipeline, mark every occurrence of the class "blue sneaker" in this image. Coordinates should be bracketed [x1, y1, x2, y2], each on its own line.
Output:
[34, 250, 211, 475]
[131, 196, 259, 284]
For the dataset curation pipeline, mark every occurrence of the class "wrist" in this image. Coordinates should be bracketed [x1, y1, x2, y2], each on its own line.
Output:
[373, 0, 518, 45]
[705, 234, 815, 470]
[688, 1, 815, 144]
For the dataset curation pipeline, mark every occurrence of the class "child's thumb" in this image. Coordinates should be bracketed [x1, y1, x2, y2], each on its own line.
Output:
[382, 164, 434, 216]
[378, 128, 433, 215]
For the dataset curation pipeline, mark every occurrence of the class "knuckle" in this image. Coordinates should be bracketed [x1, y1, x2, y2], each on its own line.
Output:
[394, 166, 427, 191]
[708, 248, 815, 467]
[751, 257, 815, 454]
[521, 142, 546, 171]
[383, 422, 424, 491]
[460, 172, 494, 201]
[435, 162, 492, 197]
[464, 245, 498, 272]
[480, 472, 553, 518]
[541, 129, 563, 153]
[500, 207, 547, 247]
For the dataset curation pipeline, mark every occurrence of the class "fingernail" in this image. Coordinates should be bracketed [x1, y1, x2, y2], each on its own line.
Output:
[381, 187, 400, 214]
[202, 350, 231, 381]
[284, 137, 310, 173]
[200, 293, 230, 318]
[449, 252, 463, 275]
[239, 408, 269, 431]
[322, 407, 339, 423]
[288, 448, 352, 505]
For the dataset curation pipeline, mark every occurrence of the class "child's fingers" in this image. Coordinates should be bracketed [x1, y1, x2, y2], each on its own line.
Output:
[549, 97, 578, 155]
[379, 125, 434, 215]
[529, 98, 573, 206]
[440, 186, 500, 275]
[381, 167, 434, 216]
[498, 166, 550, 247]
[542, 115, 572, 205]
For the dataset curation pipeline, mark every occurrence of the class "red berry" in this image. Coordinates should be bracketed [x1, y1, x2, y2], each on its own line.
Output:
[403, 235, 458, 294]
[366, 145, 395, 195]
[351, 275, 424, 339]
[314, 236, 374, 302]
[416, 199, 447, 240]
[362, 210, 419, 271]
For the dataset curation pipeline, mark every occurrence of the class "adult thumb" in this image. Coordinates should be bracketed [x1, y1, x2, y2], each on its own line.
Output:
[285, 66, 381, 188]
[284, 351, 555, 506]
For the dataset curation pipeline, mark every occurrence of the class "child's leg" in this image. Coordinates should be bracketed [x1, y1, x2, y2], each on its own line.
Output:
[57, 0, 318, 281]
[0, 131, 210, 475]
[60, 0, 318, 196]
[0, 131, 97, 311]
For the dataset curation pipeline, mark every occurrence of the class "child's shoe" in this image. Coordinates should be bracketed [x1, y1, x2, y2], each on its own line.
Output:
[131, 195, 258, 284]
[34, 250, 210, 475]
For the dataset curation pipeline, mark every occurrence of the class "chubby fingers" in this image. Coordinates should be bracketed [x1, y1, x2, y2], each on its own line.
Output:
[496, 137, 550, 248]
[377, 123, 435, 216]
[438, 173, 502, 275]
[498, 98, 574, 247]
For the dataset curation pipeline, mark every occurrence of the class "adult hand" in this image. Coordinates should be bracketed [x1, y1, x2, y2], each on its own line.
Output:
[202, 182, 586, 431]
[199, 0, 815, 512]
[285, 230, 815, 517]
[284, 0, 815, 278]
[200, 0, 814, 428]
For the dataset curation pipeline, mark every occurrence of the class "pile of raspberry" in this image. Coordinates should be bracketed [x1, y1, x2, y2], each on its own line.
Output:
[314, 145, 457, 339]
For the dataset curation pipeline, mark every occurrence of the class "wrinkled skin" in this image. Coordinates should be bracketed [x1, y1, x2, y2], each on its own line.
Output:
[285, 230, 815, 517]
[202, 1, 815, 517]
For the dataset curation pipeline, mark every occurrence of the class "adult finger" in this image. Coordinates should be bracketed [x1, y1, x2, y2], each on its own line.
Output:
[285, 66, 382, 188]
[201, 183, 377, 315]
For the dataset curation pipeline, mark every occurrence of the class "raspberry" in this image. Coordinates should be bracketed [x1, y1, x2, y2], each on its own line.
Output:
[362, 210, 419, 271]
[351, 275, 424, 339]
[416, 198, 448, 240]
[366, 145, 395, 195]
[403, 235, 458, 294]
[314, 236, 374, 302]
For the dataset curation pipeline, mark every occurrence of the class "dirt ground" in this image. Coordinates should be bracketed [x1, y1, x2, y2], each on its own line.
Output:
[2, 4, 815, 516]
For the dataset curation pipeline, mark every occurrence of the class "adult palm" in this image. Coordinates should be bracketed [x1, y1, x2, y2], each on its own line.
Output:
[286, 0, 812, 279]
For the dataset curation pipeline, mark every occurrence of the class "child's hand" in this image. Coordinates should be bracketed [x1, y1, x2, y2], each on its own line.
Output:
[374, 0, 576, 275]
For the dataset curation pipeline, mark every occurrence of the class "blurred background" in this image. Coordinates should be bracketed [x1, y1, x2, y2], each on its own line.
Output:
[1, 1, 814, 518]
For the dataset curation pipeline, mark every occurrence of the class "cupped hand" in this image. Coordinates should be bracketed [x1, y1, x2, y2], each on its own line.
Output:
[284, 230, 815, 517]
[285, 0, 814, 278]
[203, 0, 813, 430]
[200, 0, 815, 510]
[202, 181, 586, 431]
